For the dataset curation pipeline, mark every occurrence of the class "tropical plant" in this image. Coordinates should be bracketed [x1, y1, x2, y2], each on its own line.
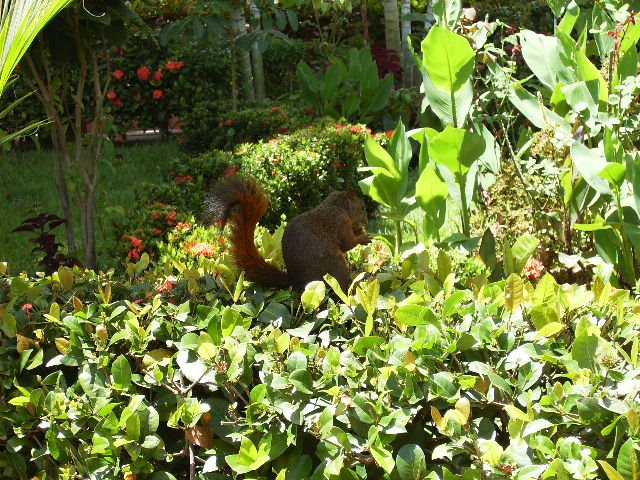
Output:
[0, 0, 73, 147]
[503, 0, 640, 287]
[296, 46, 393, 123]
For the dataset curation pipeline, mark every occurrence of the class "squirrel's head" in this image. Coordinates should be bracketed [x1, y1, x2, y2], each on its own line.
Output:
[325, 190, 368, 226]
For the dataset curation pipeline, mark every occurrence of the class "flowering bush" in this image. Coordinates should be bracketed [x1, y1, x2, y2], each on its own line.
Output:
[179, 100, 319, 154]
[111, 121, 385, 265]
[108, 44, 188, 134]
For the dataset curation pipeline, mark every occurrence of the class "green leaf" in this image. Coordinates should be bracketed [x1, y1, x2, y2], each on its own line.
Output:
[520, 30, 577, 91]
[421, 26, 474, 93]
[431, 372, 458, 398]
[368, 428, 395, 474]
[289, 369, 314, 394]
[617, 438, 638, 480]
[221, 307, 243, 336]
[301, 281, 325, 311]
[352, 336, 385, 355]
[599, 163, 627, 191]
[112, 355, 132, 390]
[429, 126, 485, 178]
[396, 444, 427, 480]
[599, 460, 626, 480]
[571, 331, 599, 371]
[395, 304, 439, 326]
[433, 0, 461, 30]
[571, 141, 611, 195]
[505, 274, 523, 314]
[511, 233, 540, 275]
[415, 163, 448, 233]
[226, 436, 259, 474]
[507, 83, 571, 132]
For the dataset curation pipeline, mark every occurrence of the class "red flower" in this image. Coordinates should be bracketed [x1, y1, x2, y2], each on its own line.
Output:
[271, 106, 280, 112]
[166, 60, 185, 70]
[153, 89, 164, 100]
[128, 235, 144, 248]
[166, 210, 177, 226]
[152, 228, 164, 236]
[137, 66, 151, 81]
[106, 91, 118, 101]
[335, 161, 343, 169]
[349, 125, 363, 134]
[225, 119, 234, 127]
[113, 69, 124, 80]
[128, 248, 141, 260]
[334, 123, 345, 130]
[153, 69, 164, 82]
[113, 99, 123, 107]
[524, 257, 545, 281]
[157, 279, 177, 293]
[278, 126, 289, 135]
[385, 130, 394, 138]
[21, 303, 33, 319]
[174, 175, 193, 184]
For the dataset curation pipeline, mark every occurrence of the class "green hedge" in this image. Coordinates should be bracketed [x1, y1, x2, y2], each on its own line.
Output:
[0, 250, 638, 479]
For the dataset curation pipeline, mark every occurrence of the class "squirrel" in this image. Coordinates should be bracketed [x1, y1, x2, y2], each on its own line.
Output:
[206, 175, 371, 292]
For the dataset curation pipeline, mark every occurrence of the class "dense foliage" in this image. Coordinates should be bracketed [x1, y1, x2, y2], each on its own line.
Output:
[113, 122, 384, 263]
[1, 247, 640, 479]
[3, 0, 640, 479]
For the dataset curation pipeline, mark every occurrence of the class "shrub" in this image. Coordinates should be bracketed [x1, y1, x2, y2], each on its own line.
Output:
[179, 100, 318, 155]
[112, 122, 384, 264]
[110, 150, 235, 262]
[108, 36, 231, 135]
[234, 122, 383, 227]
[1, 250, 639, 479]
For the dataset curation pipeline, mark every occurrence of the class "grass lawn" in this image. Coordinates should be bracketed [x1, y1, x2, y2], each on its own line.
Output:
[0, 141, 179, 274]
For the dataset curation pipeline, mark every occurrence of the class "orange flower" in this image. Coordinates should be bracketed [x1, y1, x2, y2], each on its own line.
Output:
[184, 241, 217, 258]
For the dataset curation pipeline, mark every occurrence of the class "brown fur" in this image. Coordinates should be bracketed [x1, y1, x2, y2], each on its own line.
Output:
[208, 175, 370, 291]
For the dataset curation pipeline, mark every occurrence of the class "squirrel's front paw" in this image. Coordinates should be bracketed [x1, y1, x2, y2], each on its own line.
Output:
[359, 233, 372, 245]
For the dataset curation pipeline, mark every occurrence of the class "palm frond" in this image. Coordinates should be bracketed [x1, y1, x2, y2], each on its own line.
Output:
[0, 0, 73, 98]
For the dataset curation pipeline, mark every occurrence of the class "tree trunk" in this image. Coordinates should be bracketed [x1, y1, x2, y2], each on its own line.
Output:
[249, 1, 265, 103]
[383, 0, 402, 57]
[361, 0, 369, 46]
[25, 47, 78, 258]
[401, 0, 413, 87]
[231, 1, 255, 102]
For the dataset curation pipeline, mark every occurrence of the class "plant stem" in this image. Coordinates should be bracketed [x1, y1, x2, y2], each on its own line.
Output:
[394, 219, 403, 255]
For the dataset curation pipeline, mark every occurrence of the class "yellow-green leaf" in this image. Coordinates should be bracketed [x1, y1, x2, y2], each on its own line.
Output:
[505, 273, 523, 313]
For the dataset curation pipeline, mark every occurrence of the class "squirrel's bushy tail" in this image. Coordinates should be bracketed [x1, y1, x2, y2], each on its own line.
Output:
[206, 175, 290, 289]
